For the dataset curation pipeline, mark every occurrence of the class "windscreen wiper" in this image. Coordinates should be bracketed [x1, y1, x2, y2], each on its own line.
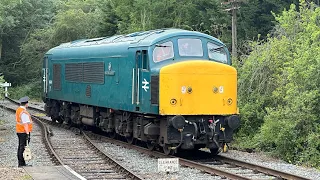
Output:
[209, 46, 224, 52]
[155, 44, 171, 47]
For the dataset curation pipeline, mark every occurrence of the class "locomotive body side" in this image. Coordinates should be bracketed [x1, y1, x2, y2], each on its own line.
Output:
[42, 29, 240, 155]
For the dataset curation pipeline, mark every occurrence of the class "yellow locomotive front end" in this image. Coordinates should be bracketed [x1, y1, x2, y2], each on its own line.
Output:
[159, 60, 238, 115]
[151, 35, 240, 155]
[157, 60, 240, 155]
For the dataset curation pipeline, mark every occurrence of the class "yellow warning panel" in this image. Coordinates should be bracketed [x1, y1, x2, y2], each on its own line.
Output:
[159, 60, 238, 115]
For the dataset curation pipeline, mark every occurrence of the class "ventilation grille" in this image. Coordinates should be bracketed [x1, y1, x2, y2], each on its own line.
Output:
[86, 85, 91, 97]
[83, 62, 104, 84]
[53, 64, 61, 90]
[65, 62, 104, 84]
[151, 75, 159, 105]
[65, 63, 82, 82]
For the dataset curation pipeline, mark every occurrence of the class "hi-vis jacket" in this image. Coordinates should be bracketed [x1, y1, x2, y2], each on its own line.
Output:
[16, 106, 33, 133]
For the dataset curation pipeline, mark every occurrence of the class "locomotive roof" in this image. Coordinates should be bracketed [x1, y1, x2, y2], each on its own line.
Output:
[47, 28, 225, 54]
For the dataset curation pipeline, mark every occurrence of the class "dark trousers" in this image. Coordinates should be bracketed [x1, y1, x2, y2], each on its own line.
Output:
[17, 133, 30, 166]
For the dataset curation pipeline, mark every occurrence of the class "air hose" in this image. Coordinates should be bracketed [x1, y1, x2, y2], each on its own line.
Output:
[192, 122, 198, 139]
[169, 129, 184, 150]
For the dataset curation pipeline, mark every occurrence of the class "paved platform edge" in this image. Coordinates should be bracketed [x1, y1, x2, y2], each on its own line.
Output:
[23, 165, 86, 180]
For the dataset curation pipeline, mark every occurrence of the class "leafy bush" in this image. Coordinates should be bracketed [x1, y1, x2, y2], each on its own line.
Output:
[235, 0, 320, 168]
[9, 80, 42, 102]
[0, 76, 4, 99]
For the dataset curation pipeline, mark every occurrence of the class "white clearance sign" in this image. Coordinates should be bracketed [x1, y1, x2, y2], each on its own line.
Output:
[158, 158, 179, 172]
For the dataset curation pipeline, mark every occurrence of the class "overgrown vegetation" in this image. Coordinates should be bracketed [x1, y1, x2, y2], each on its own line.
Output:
[0, 76, 4, 99]
[234, 1, 320, 168]
[8, 81, 42, 101]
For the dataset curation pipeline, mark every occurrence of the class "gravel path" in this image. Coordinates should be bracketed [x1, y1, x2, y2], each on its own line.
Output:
[0, 167, 32, 180]
[219, 150, 320, 180]
[0, 110, 30, 179]
[7, 99, 320, 179]
[93, 139, 224, 180]
[0, 108, 54, 179]
[0, 109, 54, 167]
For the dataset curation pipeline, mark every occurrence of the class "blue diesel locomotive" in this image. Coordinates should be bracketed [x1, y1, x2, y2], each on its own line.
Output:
[42, 28, 240, 155]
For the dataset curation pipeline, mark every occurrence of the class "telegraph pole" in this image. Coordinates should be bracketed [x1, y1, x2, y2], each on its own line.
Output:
[222, 0, 241, 58]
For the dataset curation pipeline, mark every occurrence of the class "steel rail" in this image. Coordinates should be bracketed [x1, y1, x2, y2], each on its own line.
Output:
[7, 97, 312, 180]
[5, 97, 144, 180]
[215, 155, 312, 180]
[82, 131, 144, 180]
[86, 131, 251, 180]
[5, 97, 44, 112]
[31, 115, 64, 165]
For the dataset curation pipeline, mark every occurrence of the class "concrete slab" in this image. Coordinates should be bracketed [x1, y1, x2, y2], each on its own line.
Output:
[23, 165, 86, 180]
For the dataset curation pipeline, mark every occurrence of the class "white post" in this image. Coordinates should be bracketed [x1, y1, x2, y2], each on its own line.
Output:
[0, 82, 11, 97]
[5, 87, 7, 97]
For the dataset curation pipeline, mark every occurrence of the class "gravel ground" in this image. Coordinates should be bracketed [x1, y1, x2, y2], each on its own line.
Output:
[95, 140, 224, 180]
[0, 167, 32, 180]
[0, 108, 54, 179]
[219, 150, 320, 180]
[0, 110, 30, 179]
[9, 100, 320, 179]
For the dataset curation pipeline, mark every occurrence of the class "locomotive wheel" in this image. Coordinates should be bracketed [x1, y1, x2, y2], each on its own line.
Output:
[126, 136, 136, 144]
[210, 148, 221, 156]
[163, 144, 174, 155]
[57, 117, 64, 124]
[65, 117, 71, 125]
[146, 141, 155, 151]
[109, 130, 116, 139]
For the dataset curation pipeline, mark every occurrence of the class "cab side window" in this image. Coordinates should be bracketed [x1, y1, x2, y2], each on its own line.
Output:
[207, 42, 227, 63]
[152, 41, 174, 63]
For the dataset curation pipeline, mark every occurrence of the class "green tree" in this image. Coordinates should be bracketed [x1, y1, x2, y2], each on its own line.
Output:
[17, 0, 102, 89]
[98, 0, 230, 43]
[235, 0, 320, 168]
[0, 0, 20, 60]
[0, 0, 55, 85]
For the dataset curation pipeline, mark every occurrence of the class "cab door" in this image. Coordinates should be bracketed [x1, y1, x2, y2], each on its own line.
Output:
[133, 50, 149, 111]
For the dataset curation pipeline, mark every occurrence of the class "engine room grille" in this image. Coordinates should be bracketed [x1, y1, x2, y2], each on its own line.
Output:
[65, 63, 83, 82]
[151, 75, 159, 105]
[53, 64, 61, 90]
[65, 62, 104, 84]
[83, 62, 104, 84]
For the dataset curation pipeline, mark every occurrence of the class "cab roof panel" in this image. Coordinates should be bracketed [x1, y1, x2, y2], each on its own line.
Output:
[46, 28, 225, 57]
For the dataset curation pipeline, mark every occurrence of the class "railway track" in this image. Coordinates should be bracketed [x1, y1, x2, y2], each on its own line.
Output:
[85, 131, 312, 180]
[3, 98, 144, 180]
[4, 97, 312, 180]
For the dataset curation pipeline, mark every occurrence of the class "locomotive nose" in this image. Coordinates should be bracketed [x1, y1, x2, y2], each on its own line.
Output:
[159, 60, 238, 115]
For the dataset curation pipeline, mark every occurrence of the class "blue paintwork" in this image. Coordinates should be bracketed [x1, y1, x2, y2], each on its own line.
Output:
[43, 28, 230, 115]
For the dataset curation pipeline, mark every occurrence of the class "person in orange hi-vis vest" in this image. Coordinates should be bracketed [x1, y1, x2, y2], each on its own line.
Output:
[16, 96, 33, 167]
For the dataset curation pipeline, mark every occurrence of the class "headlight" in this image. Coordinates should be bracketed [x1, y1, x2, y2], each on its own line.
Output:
[213, 86, 218, 93]
[187, 87, 192, 93]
